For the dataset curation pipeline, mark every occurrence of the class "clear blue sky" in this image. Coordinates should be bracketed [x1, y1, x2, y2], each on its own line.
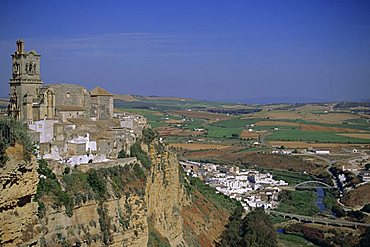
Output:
[1, 0, 369, 103]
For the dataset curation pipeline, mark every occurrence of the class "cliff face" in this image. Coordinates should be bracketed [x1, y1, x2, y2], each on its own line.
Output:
[0, 144, 40, 246]
[146, 144, 189, 246]
[0, 141, 229, 247]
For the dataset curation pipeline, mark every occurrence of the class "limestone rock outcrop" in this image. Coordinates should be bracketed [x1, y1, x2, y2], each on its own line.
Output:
[0, 145, 40, 246]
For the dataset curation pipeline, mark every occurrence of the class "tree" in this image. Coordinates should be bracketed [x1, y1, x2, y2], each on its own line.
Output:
[332, 204, 346, 217]
[365, 163, 370, 171]
[142, 128, 156, 144]
[0, 139, 8, 167]
[217, 207, 277, 247]
[358, 227, 370, 247]
[117, 149, 127, 158]
[216, 205, 243, 247]
[361, 204, 370, 213]
[241, 208, 277, 247]
[63, 166, 70, 175]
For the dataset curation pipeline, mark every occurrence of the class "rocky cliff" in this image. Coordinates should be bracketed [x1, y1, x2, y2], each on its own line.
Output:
[0, 144, 40, 246]
[0, 139, 232, 247]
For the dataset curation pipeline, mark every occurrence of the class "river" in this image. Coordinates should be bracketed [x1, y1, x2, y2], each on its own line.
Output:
[316, 187, 326, 212]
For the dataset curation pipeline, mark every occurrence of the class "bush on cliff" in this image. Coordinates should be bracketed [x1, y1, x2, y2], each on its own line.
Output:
[0, 118, 34, 162]
[130, 142, 151, 169]
[143, 128, 156, 144]
[217, 207, 277, 247]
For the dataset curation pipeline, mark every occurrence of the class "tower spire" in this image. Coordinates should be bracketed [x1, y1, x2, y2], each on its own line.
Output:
[16, 39, 25, 54]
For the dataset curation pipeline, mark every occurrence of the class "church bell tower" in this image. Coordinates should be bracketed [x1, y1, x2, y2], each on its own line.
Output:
[9, 40, 43, 121]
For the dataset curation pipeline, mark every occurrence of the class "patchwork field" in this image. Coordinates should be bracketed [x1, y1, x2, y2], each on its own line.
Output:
[115, 97, 370, 162]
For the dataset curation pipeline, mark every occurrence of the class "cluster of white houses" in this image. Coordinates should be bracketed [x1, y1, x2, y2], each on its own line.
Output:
[180, 161, 288, 211]
[6, 40, 148, 165]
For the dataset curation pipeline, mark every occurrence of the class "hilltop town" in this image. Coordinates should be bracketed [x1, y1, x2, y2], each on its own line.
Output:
[4, 40, 147, 166]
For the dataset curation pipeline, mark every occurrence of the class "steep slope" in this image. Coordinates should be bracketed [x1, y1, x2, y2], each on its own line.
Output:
[0, 135, 234, 246]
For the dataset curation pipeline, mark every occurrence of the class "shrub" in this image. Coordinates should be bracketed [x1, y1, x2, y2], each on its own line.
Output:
[217, 207, 277, 247]
[87, 169, 107, 199]
[130, 142, 150, 169]
[63, 166, 70, 175]
[118, 149, 127, 158]
[0, 139, 8, 167]
[143, 128, 156, 144]
[361, 204, 370, 213]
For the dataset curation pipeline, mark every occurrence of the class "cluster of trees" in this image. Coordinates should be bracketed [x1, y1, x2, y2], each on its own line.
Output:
[216, 206, 277, 247]
[0, 118, 35, 164]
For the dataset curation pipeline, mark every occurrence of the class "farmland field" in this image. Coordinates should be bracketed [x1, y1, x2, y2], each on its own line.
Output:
[115, 96, 370, 162]
[267, 130, 370, 144]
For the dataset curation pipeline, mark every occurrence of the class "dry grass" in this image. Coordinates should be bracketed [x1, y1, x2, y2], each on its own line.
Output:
[165, 119, 183, 124]
[240, 130, 260, 139]
[5, 143, 24, 160]
[255, 121, 300, 127]
[310, 113, 362, 124]
[342, 184, 370, 208]
[169, 143, 231, 150]
[181, 190, 230, 247]
[248, 110, 302, 120]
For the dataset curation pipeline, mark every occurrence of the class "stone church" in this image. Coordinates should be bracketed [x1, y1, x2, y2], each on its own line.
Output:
[8, 40, 113, 122]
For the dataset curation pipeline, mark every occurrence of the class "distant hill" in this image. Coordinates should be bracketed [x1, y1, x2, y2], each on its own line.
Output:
[114, 94, 196, 102]
[114, 94, 138, 102]
[0, 98, 8, 105]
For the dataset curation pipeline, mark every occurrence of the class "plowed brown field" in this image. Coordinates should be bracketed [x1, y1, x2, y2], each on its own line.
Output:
[337, 133, 370, 140]
[299, 124, 363, 132]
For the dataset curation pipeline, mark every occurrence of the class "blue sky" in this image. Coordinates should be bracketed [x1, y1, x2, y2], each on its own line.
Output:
[0, 0, 369, 103]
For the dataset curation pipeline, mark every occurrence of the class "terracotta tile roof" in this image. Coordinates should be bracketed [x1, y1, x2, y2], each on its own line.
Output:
[90, 87, 113, 96]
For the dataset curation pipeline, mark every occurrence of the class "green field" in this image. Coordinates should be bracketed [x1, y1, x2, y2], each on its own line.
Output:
[278, 233, 317, 247]
[267, 130, 370, 143]
[273, 118, 370, 131]
[204, 125, 242, 138]
[277, 190, 319, 216]
[115, 98, 370, 146]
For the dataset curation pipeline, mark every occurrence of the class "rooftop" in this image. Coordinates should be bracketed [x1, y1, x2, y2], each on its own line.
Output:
[90, 86, 113, 96]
